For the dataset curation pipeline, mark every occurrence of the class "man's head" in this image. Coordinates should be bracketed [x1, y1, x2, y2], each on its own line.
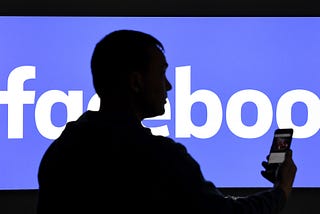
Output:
[91, 29, 172, 119]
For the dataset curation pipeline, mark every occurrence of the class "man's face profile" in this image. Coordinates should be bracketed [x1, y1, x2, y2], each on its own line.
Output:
[139, 47, 172, 119]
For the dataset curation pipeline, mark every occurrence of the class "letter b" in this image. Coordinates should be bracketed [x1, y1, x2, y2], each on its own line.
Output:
[175, 66, 222, 139]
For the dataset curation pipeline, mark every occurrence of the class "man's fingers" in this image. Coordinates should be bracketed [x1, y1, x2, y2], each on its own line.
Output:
[261, 170, 276, 183]
[262, 161, 268, 168]
[285, 149, 292, 158]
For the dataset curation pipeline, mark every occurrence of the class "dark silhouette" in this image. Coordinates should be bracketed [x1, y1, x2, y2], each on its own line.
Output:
[36, 29, 297, 214]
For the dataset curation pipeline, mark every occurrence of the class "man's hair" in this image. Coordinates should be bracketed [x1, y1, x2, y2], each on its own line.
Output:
[90, 29, 164, 98]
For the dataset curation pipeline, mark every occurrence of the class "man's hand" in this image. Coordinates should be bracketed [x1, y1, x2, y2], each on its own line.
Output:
[261, 149, 297, 199]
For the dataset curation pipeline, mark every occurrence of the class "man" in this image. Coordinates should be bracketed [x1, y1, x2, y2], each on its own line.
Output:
[37, 29, 297, 213]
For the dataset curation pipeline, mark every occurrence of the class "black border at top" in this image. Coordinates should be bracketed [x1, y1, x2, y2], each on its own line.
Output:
[0, 0, 320, 16]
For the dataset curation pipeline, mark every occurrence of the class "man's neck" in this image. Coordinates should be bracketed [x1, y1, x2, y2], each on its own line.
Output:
[99, 101, 142, 121]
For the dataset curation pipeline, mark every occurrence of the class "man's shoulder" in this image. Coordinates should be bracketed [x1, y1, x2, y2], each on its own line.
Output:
[146, 134, 188, 154]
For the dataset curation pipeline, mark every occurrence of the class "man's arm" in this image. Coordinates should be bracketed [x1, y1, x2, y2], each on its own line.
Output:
[166, 140, 296, 214]
[261, 149, 297, 200]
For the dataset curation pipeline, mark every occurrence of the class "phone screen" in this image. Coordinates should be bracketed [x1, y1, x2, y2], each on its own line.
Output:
[268, 128, 293, 164]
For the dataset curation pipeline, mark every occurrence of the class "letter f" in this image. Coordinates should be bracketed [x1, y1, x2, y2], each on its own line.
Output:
[0, 66, 36, 138]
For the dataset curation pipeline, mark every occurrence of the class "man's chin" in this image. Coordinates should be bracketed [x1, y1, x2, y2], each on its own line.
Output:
[144, 108, 165, 119]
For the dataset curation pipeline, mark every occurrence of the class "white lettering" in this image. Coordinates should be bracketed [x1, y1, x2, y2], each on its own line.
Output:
[276, 89, 320, 138]
[87, 94, 100, 111]
[0, 66, 36, 138]
[226, 89, 273, 138]
[142, 98, 171, 136]
[175, 66, 223, 139]
[1, 65, 320, 140]
[35, 90, 83, 139]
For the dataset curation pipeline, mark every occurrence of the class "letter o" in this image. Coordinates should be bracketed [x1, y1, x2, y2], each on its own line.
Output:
[226, 89, 273, 138]
[277, 89, 320, 138]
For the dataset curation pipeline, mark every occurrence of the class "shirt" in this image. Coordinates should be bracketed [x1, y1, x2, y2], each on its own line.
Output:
[37, 110, 286, 214]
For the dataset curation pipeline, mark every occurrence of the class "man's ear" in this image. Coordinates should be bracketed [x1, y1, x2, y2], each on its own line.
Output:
[129, 71, 144, 93]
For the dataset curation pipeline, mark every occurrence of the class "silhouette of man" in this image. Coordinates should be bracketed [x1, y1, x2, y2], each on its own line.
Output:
[36, 29, 297, 214]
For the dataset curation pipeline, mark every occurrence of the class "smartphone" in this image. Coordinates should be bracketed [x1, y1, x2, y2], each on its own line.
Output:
[268, 128, 293, 164]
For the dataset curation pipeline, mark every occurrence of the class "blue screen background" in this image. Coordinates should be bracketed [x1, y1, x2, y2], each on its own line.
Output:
[0, 17, 319, 189]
